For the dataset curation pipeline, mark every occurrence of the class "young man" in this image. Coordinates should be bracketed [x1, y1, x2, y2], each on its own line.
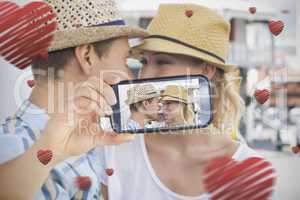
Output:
[0, 0, 146, 199]
[125, 84, 161, 130]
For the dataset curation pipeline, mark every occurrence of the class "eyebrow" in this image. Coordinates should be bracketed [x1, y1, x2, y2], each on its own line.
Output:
[152, 53, 168, 56]
[151, 53, 174, 60]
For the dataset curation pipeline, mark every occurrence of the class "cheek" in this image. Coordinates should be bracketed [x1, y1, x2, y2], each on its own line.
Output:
[174, 105, 183, 112]
[164, 106, 170, 111]
[102, 54, 127, 69]
[139, 65, 157, 78]
[169, 105, 178, 111]
[189, 65, 205, 75]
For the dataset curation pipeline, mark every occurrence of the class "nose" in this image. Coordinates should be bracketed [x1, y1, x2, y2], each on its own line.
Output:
[126, 67, 135, 80]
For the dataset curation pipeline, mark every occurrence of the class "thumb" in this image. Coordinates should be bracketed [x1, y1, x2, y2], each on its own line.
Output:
[102, 71, 130, 85]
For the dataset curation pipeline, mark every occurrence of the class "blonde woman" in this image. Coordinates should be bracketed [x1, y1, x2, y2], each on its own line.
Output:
[99, 4, 261, 200]
[160, 85, 195, 126]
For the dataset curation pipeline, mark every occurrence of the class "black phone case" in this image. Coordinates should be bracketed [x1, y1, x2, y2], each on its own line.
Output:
[109, 74, 213, 134]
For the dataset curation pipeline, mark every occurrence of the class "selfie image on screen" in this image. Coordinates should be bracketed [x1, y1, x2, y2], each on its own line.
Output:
[111, 75, 212, 133]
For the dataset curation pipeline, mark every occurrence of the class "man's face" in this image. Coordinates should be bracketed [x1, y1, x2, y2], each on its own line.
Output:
[91, 37, 134, 81]
[162, 100, 185, 125]
[143, 97, 161, 120]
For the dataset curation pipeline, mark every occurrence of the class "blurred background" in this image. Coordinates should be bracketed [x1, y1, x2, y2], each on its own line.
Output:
[1, 0, 300, 199]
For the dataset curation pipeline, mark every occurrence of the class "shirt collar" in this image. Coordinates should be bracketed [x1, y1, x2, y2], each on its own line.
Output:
[15, 100, 49, 132]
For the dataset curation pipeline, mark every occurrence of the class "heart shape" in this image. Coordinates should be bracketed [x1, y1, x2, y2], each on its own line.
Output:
[0, 1, 57, 69]
[27, 79, 36, 88]
[281, 10, 290, 14]
[249, 7, 257, 14]
[105, 168, 114, 176]
[254, 89, 270, 105]
[291, 145, 300, 154]
[37, 149, 53, 165]
[203, 156, 276, 200]
[268, 20, 284, 36]
[75, 176, 92, 191]
[185, 10, 193, 18]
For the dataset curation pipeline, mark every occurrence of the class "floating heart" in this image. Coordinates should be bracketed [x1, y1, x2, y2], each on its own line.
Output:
[75, 176, 92, 191]
[203, 156, 276, 200]
[37, 149, 53, 165]
[249, 7, 257, 14]
[105, 168, 114, 176]
[185, 10, 193, 18]
[254, 89, 270, 104]
[0, 1, 57, 70]
[291, 146, 300, 154]
[268, 20, 284, 36]
[27, 79, 36, 88]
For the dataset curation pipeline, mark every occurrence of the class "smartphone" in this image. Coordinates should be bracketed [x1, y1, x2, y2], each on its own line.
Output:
[99, 74, 213, 134]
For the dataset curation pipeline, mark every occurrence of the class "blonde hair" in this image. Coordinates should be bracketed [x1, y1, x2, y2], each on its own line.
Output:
[211, 67, 245, 137]
[183, 104, 195, 124]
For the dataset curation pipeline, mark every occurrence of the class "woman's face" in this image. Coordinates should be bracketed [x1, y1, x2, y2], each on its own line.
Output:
[138, 52, 216, 79]
[162, 100, 185, 125]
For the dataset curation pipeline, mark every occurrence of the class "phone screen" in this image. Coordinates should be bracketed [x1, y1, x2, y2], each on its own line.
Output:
[101, 74, 213, 133]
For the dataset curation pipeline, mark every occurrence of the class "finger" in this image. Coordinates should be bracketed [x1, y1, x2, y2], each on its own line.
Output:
[73, 89, 113, 116]
[81, 95, 113, 116]
[86, 77, 117, 106]
[101, 71, 130, 85]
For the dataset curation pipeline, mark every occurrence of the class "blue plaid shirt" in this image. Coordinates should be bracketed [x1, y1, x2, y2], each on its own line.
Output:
[0, 100, 106, 200]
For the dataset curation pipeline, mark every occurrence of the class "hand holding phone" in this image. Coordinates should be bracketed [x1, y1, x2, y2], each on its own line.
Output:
[100, 75, 213, 134]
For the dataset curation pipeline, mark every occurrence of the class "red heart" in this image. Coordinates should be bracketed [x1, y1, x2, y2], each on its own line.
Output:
[203, 157, 276, 200]
[249, 7, 257, 14]
[254, 89, 270, 104]
[185, 10, 193, 18]
[281, 10, 290, 14]
[27, 79, 36, 88]
[268, 20, 284, 36]
[37, 149, 53, 165]
[0, 1, 57, 70]
[75, 176, 92, 191]
[291, 146, 300, 154]
[105, 168, 114, 176]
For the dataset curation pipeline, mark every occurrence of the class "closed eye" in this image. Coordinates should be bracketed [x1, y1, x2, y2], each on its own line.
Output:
[139, 57, 148, 65]
[156, 59, 171, 66]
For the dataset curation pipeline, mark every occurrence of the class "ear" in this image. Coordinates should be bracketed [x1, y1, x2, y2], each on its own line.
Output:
[142, 100, 150, 108]
[202, 63, 216, 80]
[74, 44, 93, 75]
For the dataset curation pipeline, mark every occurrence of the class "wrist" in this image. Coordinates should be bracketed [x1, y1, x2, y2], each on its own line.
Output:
[35, 134, 69, 166]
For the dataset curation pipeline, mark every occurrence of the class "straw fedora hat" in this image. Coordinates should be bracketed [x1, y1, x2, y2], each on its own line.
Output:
[132, 4, 234, 72]
[125, 84, 160, 105]
[160, 85, 188, 104]
[45, 0, 147, 52]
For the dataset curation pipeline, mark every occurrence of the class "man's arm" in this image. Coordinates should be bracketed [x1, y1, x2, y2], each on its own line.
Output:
[0, 133, 63, 200]
[0, 77, 133, 199]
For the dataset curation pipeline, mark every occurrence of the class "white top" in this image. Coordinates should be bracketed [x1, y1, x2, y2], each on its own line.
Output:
[96, 135, 260, 200]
